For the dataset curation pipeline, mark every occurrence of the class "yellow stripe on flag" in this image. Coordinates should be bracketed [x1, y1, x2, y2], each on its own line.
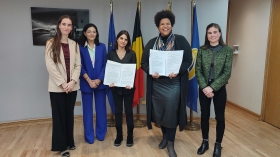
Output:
[132, 5, 144, 107]
[132, 36, 143, 69]
[188, 48, 198, 79]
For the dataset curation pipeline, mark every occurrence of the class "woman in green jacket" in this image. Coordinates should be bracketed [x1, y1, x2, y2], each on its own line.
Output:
[196, 23, 233, 157]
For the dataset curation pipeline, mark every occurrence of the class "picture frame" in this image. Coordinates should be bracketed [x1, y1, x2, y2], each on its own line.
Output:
[31, 7, 89, 46]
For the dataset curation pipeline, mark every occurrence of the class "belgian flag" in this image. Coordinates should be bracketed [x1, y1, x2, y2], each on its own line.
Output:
[132, 5, 144, 108]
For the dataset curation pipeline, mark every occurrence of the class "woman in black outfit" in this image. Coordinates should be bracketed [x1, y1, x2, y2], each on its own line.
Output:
[107, 30, 136, 147]
[141, 10, 192, 157]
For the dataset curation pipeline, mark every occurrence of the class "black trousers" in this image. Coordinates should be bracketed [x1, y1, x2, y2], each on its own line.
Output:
[111, 90, 134, 127]
[50, 91, 77, 151]
[199, 81, 227, 143]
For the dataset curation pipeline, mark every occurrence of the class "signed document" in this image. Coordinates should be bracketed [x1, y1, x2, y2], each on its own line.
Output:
[149, 49, 183, 76]
[104, 60, 136, 87]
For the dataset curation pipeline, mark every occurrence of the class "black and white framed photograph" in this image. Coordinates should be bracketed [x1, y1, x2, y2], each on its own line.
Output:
[31, 7, 89, 46]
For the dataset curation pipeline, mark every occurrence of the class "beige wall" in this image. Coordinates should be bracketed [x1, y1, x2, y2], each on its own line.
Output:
[227, 0, 271, 114]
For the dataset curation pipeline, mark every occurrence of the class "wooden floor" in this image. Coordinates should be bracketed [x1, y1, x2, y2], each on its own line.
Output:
[0, 106, 280, 157]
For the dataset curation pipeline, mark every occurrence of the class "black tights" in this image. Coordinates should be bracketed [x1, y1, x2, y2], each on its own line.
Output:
[161, 126, 176, 142]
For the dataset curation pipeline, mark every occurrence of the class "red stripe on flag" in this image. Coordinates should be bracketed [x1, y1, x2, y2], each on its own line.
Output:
[132, 68, 144, 108]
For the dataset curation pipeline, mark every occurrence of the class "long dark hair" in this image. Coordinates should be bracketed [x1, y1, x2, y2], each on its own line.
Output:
[114, 30, 132, 51]
[201, 23, 226, 50]
[78, 23, 100, 46]
[47, 15, 73, 64]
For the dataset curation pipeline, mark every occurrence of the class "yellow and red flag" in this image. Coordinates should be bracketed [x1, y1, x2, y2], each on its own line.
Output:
[132, 5, 144, 108]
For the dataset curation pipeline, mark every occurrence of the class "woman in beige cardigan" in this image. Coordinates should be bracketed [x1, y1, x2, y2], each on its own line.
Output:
[45, 15, 81, 157]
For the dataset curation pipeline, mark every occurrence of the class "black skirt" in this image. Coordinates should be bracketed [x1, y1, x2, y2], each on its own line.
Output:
[151, 76, 180, 128]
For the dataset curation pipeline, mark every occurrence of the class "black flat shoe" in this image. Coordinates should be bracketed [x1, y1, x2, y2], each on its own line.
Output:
[61, 150, 70, 157]
[68, 145, 76, 150]
[126, 135, 134, 147]
[197, 140, 209, 155]
[114, 136, 123, 146]
[213, 143, 222, 157]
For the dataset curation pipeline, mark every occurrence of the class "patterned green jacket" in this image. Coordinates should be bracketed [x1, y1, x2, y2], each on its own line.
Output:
[195, 45, 233, 91]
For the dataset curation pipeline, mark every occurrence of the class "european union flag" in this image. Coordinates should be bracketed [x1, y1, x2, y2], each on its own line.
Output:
[106, 8, 116, 114]
[108, 10, 116, 51]
[187, 2, 199, 112]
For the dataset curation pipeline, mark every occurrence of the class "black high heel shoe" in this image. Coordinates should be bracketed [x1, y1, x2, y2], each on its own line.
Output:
[197, 140, 209, 155]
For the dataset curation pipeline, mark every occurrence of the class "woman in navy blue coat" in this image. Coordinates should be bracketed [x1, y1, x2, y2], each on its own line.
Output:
[78, 23, 107, 144]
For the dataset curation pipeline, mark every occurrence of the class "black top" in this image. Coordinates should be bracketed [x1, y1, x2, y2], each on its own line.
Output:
[107, 49, 136, 64]
[209, 44, 223, 52]
[107, 49, 136, 95]
[209, 44, 223, 79]
[160, 33, 171, 45]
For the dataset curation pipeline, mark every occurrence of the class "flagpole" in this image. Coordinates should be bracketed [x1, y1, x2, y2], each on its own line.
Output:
[107, 0, 116, 127]
[185, 0, 200, 131]
[134, 0, 146, 128]
[138, 0, 141, 19]
[110, 0, 113, 12]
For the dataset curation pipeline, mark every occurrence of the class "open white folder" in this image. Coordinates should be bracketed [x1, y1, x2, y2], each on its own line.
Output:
[149, 49, 183, 76]
[104, 60, 136, 87]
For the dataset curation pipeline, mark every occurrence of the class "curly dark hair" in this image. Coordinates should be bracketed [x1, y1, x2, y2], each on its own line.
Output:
[154, 10, 175, 27]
